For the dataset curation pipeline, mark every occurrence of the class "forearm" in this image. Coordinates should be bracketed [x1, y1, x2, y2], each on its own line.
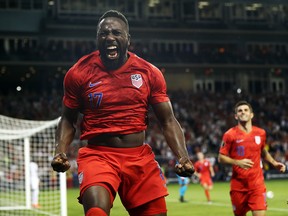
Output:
[218, 154, 238, 166]
[262, 149, 278, 166]
[54, 117, 76, 155]
[162, 117, 189, 160]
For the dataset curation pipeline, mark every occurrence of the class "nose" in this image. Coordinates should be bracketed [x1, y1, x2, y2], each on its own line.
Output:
[106, 32, 115, 41]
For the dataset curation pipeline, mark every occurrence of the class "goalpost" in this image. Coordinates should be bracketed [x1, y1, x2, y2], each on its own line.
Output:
[0, 115, 67, 216]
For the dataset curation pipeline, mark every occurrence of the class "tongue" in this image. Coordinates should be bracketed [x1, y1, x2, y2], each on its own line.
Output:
[107, 50, 118, 58]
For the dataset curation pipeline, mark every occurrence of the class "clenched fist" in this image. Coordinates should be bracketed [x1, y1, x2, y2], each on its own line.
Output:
[51, 153, 71, 172]
[175, 157, 195, 177]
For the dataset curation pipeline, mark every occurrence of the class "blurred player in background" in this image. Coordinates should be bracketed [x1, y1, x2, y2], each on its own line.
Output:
[194, 152, 215, 203]
[51, 10, 194, 216]
[30, 160, 40, 208]
[218, 100, 286, 216]
[177, 175, 190, 202]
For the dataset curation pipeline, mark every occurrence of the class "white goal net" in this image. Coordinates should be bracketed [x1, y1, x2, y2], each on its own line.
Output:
[0, 115, 67, 216]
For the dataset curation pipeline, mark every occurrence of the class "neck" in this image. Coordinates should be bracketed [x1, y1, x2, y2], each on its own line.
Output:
[238, 121, 252, 133]
[102, 53, 128, 71]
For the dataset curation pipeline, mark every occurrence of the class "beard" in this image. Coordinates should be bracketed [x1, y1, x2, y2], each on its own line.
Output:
[99, 46, 128, 71]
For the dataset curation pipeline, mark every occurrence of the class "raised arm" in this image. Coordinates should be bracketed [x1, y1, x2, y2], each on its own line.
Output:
[152, 101, 194, 177]
[51, 104, 79, 173]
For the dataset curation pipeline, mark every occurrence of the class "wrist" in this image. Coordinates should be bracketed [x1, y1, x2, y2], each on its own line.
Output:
[233, 159, 239, 166]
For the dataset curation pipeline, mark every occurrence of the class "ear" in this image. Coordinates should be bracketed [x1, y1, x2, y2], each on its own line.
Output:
[127, 34, 131, 46]
[234, 114, 238, 120]
[251, 112, 254, 119]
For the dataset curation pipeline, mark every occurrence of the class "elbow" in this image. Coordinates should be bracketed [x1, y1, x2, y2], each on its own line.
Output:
[218, 154, 223, 164]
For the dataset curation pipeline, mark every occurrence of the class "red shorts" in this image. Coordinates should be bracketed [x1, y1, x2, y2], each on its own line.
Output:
[199, 176, 213, 186]
[230, 188, 267, 216]
[77, 144, 168, 210]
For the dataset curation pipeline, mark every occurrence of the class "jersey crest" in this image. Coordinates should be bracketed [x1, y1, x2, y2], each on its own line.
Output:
[255, 136, 261, 145]
[131, 74, 143, 88]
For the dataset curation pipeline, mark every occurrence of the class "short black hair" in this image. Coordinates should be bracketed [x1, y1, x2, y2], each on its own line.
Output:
[98, 10, 129, 30]
[234, 100, 253, 113]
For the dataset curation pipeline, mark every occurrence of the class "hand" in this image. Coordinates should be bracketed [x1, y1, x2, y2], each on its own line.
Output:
[175, 157, 195, 177]
[51, 153, 71, 172]
[273, 162, 286, 173]
[235, 158, 254, 169]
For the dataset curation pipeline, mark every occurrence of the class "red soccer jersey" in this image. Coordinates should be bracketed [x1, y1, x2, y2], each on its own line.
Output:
[219, 126, 266, 191]
[194, 159, 211, 180]
[63, 51, 169, 140]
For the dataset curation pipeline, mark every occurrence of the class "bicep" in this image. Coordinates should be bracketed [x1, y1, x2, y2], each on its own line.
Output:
[151, 101, 175, 125]
[61, 103, 79, 126]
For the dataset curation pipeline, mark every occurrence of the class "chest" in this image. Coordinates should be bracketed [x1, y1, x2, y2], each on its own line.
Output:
[231, 133, 263, 156]
[197, 161, 209, 171]
[81, 68, 149, 109]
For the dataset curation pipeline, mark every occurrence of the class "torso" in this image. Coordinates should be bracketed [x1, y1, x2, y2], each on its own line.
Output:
[220, 126, 266, 190]
[88, 131, 145, 148]
[63, 51, 169, 142]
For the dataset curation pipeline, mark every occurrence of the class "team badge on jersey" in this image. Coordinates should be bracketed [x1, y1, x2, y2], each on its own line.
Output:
[131, 74, 143, 88]
[255, 136, 261, 145]
[78, 172, 83, 185]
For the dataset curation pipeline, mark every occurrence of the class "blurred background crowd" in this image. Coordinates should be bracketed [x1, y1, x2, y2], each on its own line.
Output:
[1, 0, 288, 186]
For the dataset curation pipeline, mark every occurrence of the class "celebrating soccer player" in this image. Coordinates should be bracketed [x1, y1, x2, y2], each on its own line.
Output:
[51, 10, 194, 216]
[218, 100, 286, 216]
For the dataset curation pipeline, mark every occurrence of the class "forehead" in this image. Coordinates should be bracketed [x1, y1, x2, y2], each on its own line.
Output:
[236, 104, 250, 111]
[98, 17, 127, 30]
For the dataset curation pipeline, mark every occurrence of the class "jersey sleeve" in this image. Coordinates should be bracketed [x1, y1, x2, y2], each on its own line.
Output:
[63, 65, 82, 109]
[194, 162, 199, 172]
[219, 131, 232, 156]
[261, 129, 266, 150]
[149, 65, 170, 104]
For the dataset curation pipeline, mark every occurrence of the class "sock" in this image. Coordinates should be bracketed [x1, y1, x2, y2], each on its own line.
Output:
[180, 185, 187, 197]
[205, 189, 210, 201]
[86, 207, 108, 216]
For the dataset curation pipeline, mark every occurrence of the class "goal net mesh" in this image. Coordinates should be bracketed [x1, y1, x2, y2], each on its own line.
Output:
[0, 115, 67, 216]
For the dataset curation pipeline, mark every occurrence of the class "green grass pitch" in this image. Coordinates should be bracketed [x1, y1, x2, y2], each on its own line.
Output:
[67, 179, 288, 216]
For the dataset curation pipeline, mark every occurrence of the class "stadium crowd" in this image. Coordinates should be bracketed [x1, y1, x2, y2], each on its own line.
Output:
[1, 87, 287, 185]
[1, 39, 288, 65]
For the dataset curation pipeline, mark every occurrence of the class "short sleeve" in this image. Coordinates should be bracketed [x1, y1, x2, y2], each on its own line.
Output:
[219, 132, 232, 156]
[149, 66, 170, 104]
[63, 66, 82, 109]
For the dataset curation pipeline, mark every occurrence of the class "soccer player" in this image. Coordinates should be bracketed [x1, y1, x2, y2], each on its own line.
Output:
[30, 161, 40, 208]
[51, 10, 194, 216]
[218, 100, 286, 216]
[177, 175, 190, 202]
[194, 152, 215, 203]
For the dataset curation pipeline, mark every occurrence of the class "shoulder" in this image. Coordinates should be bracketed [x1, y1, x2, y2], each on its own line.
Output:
[224, 127, 237, 137]
[129, 52, 162, 74]
[252, 126, 266, 135]
[71, 51, 98, 71]
[65, 51, 99, 82]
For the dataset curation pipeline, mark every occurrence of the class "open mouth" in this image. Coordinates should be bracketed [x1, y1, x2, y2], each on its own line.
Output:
[106, 45, 119, 59]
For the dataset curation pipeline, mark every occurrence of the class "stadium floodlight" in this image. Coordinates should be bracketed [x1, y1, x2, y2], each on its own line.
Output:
[0, 115, 67, 216]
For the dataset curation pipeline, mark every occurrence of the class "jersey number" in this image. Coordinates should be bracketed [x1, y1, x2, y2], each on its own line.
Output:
[236, 146, 245, 156]
[88, 92, 103, 109]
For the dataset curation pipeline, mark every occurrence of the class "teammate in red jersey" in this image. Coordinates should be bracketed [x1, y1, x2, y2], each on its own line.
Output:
[51, 10, 194, 216]
[218, 100, 286, 216]
[194, 152, 215, 203]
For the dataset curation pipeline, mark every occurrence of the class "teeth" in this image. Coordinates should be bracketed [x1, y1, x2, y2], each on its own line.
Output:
[107, 46, 117, 50]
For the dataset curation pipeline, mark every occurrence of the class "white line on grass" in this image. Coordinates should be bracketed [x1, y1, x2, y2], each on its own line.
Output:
[167, 199, 288, 212]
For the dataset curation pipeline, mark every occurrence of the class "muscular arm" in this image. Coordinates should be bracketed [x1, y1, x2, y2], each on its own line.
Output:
[261, 148, 286, 173]
[51, 104, 79, 172]
[55, 105, 79, 154]
[152, 101, 194, 176]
